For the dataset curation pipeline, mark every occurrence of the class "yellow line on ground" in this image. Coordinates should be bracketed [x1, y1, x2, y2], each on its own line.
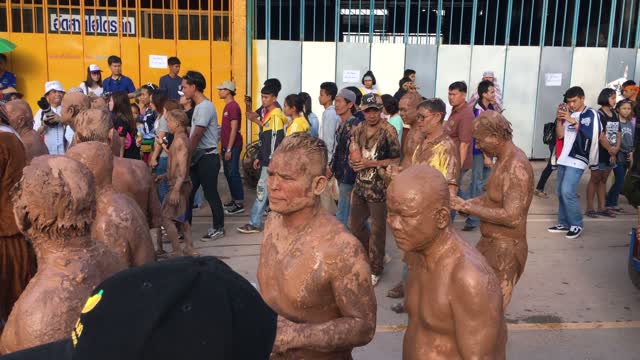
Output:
[376, 321, 640, 333]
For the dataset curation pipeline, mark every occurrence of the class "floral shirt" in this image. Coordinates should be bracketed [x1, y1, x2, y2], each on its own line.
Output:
[331, 115, 364, 185]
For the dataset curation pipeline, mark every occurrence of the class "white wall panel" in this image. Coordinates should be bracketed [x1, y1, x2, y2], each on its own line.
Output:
[469, 46, 506, 98]
[253, 40, 268, 101]
[570, 48, 608, 108]
[301, 42, 336, 123]
[435, 45, 472, 117]
[268, 40, 302, 103]
[502, 46, 541, 157]
[370, 43, 406, 95]
[335, 42, 371, 90]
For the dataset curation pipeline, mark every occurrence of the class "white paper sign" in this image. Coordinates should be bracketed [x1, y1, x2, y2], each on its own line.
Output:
[545, 73, 562, 87]
[149, 55, 168, 69]
[343, 70, 361, 83]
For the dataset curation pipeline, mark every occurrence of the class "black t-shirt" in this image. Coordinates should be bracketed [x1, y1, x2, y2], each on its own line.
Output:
[114, 116, 141, 160]
[598, 109, 620, 165]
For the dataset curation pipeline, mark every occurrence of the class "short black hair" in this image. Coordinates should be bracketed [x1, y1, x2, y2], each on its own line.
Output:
[107, 55, 122, 65]
[398, 77, 411, 88]
[184, 70, 206, 92]
[418, 98, 447, 123]
[264, 78, 281, 96]
[622, 80, 637, 88]
[320, 82, 338, 100]
[261, 84, 278, 96]
[449, 81, 467, 93]
[0, 54, 7, 63]
[564, 86, 585, 99]
[362, 70, 376, 86]
[168, 57, 181, 66]
[381, 94, 399, 115]
[478, 80, 494, 96]
[141, 83, 158, 93]
[597, 88, 616, 106]
[403, 69, 416, 77]
[345, 86, 363, 106]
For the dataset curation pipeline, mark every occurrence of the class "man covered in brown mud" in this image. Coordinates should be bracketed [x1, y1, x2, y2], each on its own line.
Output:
[155, 110, 197, 257]
[72, 109, 164, 256]
[451, 110, 534, 308]
[66, 141, 156, 266]
[0, 111, 36, 333]
[257, 133, 376, 360]
[387, 165, 506, 360]
[0, 156, 126, 354]
[398, 92, 425, 170]
[5, 100, 48, 163]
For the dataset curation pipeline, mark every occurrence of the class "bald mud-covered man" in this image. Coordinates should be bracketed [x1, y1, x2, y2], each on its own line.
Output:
[5, 100, 48, 162]
[257, 133, 376, 360]
[387, 165, 506, 359]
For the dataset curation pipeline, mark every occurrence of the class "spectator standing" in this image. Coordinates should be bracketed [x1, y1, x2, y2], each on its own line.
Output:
[464, 80, 495, 231]
[349, 93, 401, 286]
[404, 69, 416, 82]
[33, 81, 66, 155]
[445, 81, 475, 215]
[319, 82, 341, 159]
[2, 87, 22, 102]
[237, 83, 288, 234]
[360, 70, 380, 95]
[607, 99, 636, 211]
[283, 94, 310, 136]
[78, 64, 103, 97]
[102, 55, 136, 98]
[179, 90, 195, 121]
[346, 86, 366, 123]
[299, 92, 319, 137]
[469, 70, 503, 113]
[548, 86, 600, 239]
[381, 94, 403, 144]
[393, 77, 411, 102]
[621, 80, 640, 117]
[0, 53, 16, 94]
[109, 91, 140, 160]
[586, 88, 619, 218]
[137, 83, 159, 163]
[181, 71, 225, 240]
[535, 96, 567, 198]
[216, 80, 245, 215]
[159, 57, 182, 100]
[149, 90, 170, 203]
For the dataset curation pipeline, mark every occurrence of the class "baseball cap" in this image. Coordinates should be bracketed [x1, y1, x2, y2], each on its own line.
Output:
[88, 64, 102, 73]
[216, 80, 236, 92]
[360, 93, 382, 111]
[0, 257, 277, 360]
[336, 88, 356, 104]
[44, 81, 65, 96]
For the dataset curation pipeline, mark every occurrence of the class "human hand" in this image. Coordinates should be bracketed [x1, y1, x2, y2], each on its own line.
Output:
[149, 157, 158, 169]
[224, 151, 232, 161]
[272, 316, 297, 354]
[450, 196, 467, 212]
[44, 113, 62, 125]
[154, 174, 166, 183]
[483, 155, 493, 167]
[168, 189, 180, 206]
[326, 166, 333, 178]
[253, 159, 260, 170]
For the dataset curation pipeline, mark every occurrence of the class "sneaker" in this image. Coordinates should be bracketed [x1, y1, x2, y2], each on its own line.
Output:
[223, 201, 235, 209]
[237, 224, 262, 234]
[548, 224, 570, 233]
[224, 203, 245, 215]
[201, 228, 225, 241]
[565, 226, 583, 239]
[371, 275, 381, 287]
[462, 224, 477, 232]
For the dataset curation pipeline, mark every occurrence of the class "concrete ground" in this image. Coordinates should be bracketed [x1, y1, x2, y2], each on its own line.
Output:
[184, 160, 640, 359]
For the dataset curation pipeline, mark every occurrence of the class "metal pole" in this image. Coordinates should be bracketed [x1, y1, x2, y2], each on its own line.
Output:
[323, 0, 327, 40]
[571, 0, 580, 47]
[358, 0, 362, 43]
[404, 0, 410, 44]
[493, 0, 500, 45]
[417, 0, 422, 44]
[518, 0, 524, 45]
[528, 0, 535, 46]
[313, 0, 316, 41]
[626, 0, 635, 48]
[505, 0, 513, 45]
[393, 0, 397, 43]
[436, 0, 443, 45]
[289, 0, 292, 40]
[560, 0, 568, 46]
[540, 0, 549, 46]
[335, 0, 340, 42]
[483, 0, 489, 44]
[449, 0, 454, 44]
[607, 0, 618, 48]
[427, 0, 433, 44]
[279, 0, 282, 39]
[618, 0, 626, 47]
[300, 0, 305, 40]
[635, 0, 640, 49]
[585, 0, 592, 46]
[596, 0, 603, 47]
[383, 0, 387, 41]
[552, 0, 559, 46]
[459, 0, 464, 44]
[369, 0, 374, 43]
[470, 0, 478, 45]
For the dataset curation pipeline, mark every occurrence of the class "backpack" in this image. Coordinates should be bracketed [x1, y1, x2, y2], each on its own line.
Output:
[543, 122, 556, 145]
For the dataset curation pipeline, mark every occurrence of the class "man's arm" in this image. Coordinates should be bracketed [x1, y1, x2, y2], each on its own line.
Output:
[323, 110, 340, 159]
[459, 142, 470, 168]
[451, 263, 504, 359]
[274, 239, 376, 353]
[190, 126, 206, 151]
[172, 137, 189, 192]
[228, 119, 239, 149]
[127, 78, 136, 99]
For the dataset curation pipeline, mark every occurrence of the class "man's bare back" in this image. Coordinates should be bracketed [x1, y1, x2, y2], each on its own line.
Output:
[401, 127, 425, 169]
[19, 130, 48, 163]
[112, 157, 162, 229]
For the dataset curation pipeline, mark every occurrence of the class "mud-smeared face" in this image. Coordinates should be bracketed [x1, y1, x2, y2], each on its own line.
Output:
[266, 151, 323, 215]
[399, 97, 418, 126]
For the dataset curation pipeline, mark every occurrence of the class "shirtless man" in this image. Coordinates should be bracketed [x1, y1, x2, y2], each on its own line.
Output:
[257, 133, 376, 359]
[73, 109, 164, 256]
[398, 92, 425, 169]
[156, 110, 197, 257]
[67, 142, 156, 266]
[451, 111, 534, 308]
[0, 156, 126, 354]
[5, 100, 48, 162]
[89, 95, 121, 156]
[387, 165, 505, 359]
[61, 91, 91, 127]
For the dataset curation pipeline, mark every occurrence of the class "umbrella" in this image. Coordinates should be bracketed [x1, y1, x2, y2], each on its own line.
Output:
[0, 39, 16, 53]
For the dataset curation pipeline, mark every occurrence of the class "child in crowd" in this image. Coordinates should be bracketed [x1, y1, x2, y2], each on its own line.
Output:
[607, 99, 636, 212]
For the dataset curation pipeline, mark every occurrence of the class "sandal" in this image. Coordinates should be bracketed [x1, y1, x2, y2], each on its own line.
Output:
[585, 210, 599, 218]
[534, 189, 549, 199]
[597, 209, 616, 218]
[386, 282, 405, 299]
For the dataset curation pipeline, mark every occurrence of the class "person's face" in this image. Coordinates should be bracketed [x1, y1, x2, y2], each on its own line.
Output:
[415, 107, 442, 136]
[566, 96, 585, 112]
[623, 87, 636, 100]
[167, 117, 178, 134]
[108, 96, 114, 111]
[608, 94, 617, 108]
[408, 73, 416, 82]
[318, 89, 332, 106]
[619, 103, 633, 119]
[334, 96, 352, 116]
[364, 107, 381, 126]
[131, 105, 140, 119]
[60, 97, 73, 123]
[47, 90, 63, 107]
[138, 89, 151, 106]
[149, 95, 157, 113]
[217, 88, 229, 99]
[179, 94, 189, 107]
[399, 98, 418, 125]
[266, 151, 325, 215]
[448, 89, 466, 107]
[473, 125, 501, 157]
[90, 71, 101, 82]
[181, 79, 196, 100]
[283, 102, 293, 117]
[482, 76, 494, 83]
[109, 62, 122, 76]
[5, 102, 24, 130]
[261, 93, 276, 108]
[364, 79, 373, 89]
[482, 86, 496, 103]
[169, 63, 181, 75]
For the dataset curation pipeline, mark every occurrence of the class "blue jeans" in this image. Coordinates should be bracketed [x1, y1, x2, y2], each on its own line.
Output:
[153, 156, 169, 204]
[605, 163, 627, 207]
[250, 167, 269, 228]
[223, 147, 244, 202]
[465, 153, 491, 228]
[556, 165, 585, 227]
[336, 182, 354, 228]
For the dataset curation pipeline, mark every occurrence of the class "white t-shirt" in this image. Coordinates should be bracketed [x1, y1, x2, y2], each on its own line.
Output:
[33, 105, 73, 155]
[79, 82, 104, 97]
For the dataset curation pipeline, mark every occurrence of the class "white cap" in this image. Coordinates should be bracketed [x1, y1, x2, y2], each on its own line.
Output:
[482, 70, 496, 78]
[89, 64, 102, 72]
[216, 80, 236, 92]
[44, 80, 65, 95]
